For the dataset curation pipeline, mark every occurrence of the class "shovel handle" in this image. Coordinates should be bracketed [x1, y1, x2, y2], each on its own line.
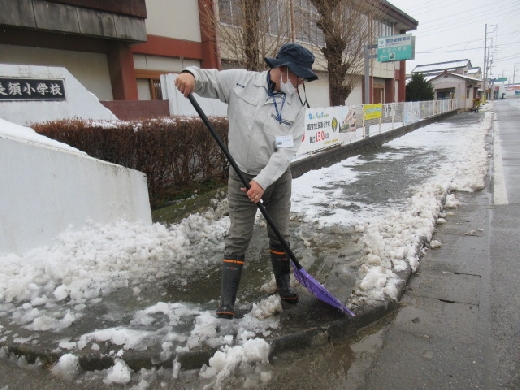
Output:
[188, 93, 302, 269]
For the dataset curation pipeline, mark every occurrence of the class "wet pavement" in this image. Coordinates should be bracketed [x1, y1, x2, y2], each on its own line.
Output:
[3, 103, 518, 389]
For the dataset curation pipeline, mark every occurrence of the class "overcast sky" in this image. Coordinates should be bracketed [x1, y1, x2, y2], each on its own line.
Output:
[389, 0, 520, 82]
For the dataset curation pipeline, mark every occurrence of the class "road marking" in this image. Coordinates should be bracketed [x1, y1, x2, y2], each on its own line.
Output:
[493, 115, 508, 205]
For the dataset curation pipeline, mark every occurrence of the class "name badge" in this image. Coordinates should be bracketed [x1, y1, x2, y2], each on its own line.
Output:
[275, 135, 294, 148]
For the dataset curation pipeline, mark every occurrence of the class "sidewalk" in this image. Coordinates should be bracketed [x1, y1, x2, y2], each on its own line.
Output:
[0, 107, 496, 381]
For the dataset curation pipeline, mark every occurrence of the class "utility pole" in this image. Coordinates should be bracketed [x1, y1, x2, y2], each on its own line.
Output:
[483, 24, 497, 100]
[483, 24, 487, 102]
[514, 63, 520, 85]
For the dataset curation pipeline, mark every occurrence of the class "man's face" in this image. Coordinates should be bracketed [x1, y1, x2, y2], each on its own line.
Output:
[281, 66, 305, 88]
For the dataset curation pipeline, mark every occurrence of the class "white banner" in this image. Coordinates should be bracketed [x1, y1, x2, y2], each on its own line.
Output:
[297, 105, 357, 156]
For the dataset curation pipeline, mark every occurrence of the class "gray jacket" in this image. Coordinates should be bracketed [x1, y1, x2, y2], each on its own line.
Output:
[186, 66, 305, 190]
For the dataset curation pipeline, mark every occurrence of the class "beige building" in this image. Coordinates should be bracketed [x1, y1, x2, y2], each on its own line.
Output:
[0, 0, 417, 118]
[429, 71, 480, 110]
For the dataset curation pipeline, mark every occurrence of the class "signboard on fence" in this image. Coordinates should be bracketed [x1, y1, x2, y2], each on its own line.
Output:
[377, 34, 414, 62]
[363, 104, 382, 120]
[297, 105, 358, 156]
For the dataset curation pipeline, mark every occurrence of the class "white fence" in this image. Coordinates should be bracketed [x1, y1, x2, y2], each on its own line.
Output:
[159, 75, 457, 157]
[297, 99, 458, 156]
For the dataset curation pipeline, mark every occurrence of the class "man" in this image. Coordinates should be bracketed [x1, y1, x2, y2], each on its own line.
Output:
[175, 43, 317, 319]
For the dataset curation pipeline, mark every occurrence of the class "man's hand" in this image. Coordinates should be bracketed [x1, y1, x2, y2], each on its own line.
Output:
[175, 72, 195, 97]
[242, 180, 265, 203]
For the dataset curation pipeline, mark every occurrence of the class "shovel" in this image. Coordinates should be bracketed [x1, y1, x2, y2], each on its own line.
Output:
[188, 93, 355, 316]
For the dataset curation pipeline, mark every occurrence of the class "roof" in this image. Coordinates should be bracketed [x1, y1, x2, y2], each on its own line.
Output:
[430, 71, 481, 83]
[375, 0, 419, 31]
[412, 60, 472, 74]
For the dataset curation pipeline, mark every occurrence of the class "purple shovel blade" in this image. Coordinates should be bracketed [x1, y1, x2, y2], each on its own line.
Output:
[292, 262, 355, 316]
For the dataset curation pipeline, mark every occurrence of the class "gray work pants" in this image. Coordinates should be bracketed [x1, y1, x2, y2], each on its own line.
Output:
[224, 167, 292, 258]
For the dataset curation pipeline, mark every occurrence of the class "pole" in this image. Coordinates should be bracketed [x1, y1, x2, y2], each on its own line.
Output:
[364, 46, 370, 105]
[483, 24, 487, 102]
[364, 44, 377, 104]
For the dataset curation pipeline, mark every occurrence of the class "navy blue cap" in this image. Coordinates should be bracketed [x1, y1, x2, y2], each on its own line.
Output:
[264, 43, 318, 82]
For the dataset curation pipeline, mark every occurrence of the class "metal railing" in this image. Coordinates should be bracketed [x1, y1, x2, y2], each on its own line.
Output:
[359, 99, 458, 137]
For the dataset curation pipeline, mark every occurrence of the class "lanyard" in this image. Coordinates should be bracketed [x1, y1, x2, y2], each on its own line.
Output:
[272, 93, 286, 124]
[267, 71, 286, 124]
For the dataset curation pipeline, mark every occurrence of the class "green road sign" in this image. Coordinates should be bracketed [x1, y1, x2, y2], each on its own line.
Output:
[377, 34, 414, 62]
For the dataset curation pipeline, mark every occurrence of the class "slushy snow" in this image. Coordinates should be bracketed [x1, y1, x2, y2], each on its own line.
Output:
[0, 111, 492, 388]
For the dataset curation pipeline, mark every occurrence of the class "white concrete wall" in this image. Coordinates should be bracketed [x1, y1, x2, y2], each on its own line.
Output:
[0, 44, 113, 101]
[161, 73, 229, 116]
[372, 60, 397, 79]
[0, 135, 151, 256]
[345, 75, 364, 106]
[0, 64, 117, 126]
[304, 72, 330, 108]
[145, 0, 201, 41]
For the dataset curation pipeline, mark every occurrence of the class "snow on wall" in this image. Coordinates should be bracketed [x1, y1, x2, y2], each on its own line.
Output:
[0, 64, 117, 126]
[0, 131, 151, 256]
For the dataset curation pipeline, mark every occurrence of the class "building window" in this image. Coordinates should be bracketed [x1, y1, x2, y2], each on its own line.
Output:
[135, 70, 164, 100]
[292, 0, 325, 46]
[218, 0, 242, 26]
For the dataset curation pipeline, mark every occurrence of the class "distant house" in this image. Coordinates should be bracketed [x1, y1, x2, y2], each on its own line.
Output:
[409, 60, 482, 110]
[429, 71, 480, 110]
[468, 66, 482, 80]
[412, 60, 476, 78]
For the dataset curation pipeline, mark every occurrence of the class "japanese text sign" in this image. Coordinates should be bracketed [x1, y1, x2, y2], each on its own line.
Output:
[0, 78, 66, 101]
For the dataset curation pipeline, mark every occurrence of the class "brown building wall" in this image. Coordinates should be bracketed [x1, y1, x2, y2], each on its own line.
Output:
[101, 100, 169, 120]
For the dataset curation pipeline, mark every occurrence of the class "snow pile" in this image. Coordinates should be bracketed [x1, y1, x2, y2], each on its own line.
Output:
[448, 115, 491, 192]
[42, 298, 280, 386]
[51, 353, 79, 380]
[199, 336, 270, 390]
[351, 113, 490, 304]
[0, 117, 85, 154]
[0, 212, 229, 331]
[353, 181, 446, 302]
[104, 359, 132, 385]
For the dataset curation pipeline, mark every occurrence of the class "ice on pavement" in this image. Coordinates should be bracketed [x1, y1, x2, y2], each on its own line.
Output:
[0, 112, 491, 387]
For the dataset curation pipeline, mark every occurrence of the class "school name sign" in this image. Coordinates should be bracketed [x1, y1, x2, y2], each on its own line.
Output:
[0, 77, 66, 101]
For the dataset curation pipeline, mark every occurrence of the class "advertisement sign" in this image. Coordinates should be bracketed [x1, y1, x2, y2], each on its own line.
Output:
[377, 34, 414, 62]
[363, 104, 382, 121]
[298, 106, 358, 156]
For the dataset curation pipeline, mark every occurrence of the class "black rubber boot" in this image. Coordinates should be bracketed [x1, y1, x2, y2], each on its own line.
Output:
[216, 256, 244, 319]
[270, 246, 299, 304]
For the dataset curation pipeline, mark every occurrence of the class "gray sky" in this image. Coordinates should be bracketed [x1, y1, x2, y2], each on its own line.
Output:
[389, 0, 520, 83]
